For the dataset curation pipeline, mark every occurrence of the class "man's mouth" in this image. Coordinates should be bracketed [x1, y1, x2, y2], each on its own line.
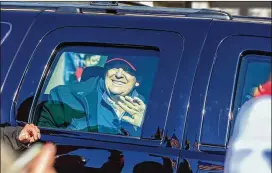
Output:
[112, 79, 126, 86]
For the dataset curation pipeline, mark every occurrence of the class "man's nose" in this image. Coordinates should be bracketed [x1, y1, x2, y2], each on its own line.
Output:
[115, 68, 123, 78]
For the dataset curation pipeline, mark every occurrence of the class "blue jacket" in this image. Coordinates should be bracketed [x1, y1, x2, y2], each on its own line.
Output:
[38, 76, 143, 137]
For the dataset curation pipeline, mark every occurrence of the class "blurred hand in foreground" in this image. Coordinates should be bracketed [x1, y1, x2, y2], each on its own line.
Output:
[22, 143, 57, 173]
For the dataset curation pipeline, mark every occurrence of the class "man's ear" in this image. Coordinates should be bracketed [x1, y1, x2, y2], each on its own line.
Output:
[135, 82, 139, 87]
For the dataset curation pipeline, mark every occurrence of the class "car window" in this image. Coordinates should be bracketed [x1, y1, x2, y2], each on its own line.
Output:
[234, 54, 271, 109]
[34, 45, 159, 138]
[232, 53, 271, 133]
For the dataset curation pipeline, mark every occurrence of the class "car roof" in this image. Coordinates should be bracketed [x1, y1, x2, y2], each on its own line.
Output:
[1, 1, 271, 24]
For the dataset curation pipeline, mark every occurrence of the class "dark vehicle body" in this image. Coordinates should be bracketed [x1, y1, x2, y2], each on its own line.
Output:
[1, 2, 271, 173]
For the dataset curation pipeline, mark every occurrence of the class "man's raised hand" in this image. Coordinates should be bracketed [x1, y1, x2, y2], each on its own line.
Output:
[118, 96, 146, 127]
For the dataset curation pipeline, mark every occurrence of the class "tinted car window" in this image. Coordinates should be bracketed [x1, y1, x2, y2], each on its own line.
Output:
[232, 53, 271, 135]
[234, 54, 271, 109]
[35, 46, 159, 138]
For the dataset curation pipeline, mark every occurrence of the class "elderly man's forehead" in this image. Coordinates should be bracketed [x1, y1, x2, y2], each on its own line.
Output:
[107, 67, 136, 77]
[106, 62, 136, 75]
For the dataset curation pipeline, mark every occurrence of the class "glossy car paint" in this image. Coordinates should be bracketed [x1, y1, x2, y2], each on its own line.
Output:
[1, 5, 271, 173]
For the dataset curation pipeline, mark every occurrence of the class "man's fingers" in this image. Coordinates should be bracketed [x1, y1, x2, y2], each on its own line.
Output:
[34, 126, 40, 134]
[24, 134, 30, 140]
[124, 96, 136, 105]
[120, 96, 137, 110]
[30, 137, 35, 143]
[19, 132, 29, 142]
[121, 116, 134, 124]
[117, 101, 134, 113]
[25, 124, 41, 141]
[125, 96, 143, 107]
[124, 96, 143, 111]
[34, 125, 41, 140]
[29, 129, 39, 141]
[133, 97, 145, 106]
[133, 97, 146, 112]
[117, 101, 138, 116]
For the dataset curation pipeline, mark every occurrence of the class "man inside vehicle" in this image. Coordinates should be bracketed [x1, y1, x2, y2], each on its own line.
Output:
[38, 58, 146, 137]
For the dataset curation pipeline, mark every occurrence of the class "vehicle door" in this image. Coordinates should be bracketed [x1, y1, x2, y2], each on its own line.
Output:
[179, 20, 271, 172]
[0, 9, 41, 123]
[10, 11, 191, 173]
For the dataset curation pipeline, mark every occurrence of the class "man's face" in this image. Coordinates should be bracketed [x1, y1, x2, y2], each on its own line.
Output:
[105, 68, 137, 96]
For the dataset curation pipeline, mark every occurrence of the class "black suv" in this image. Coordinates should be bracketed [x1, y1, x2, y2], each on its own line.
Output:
[1, 2, 271, 173]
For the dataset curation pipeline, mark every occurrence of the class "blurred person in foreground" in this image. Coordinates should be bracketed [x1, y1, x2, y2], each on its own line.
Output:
[20, 143, 56, 173]
[1, 123, 41, 151]
[1, 123, 56, 173]
[224, 95, 271, 173]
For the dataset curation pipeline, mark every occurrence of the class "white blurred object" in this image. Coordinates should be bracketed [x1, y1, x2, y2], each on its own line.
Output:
[191, 2, 209, 9]
[225, 96, 271, 173]
[1, 142, 42, 173]
[138, 2, 154, 7]
[248, 8, 272, 18]
[1, 142, 16, 173]
[211, 7, 240, 15]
